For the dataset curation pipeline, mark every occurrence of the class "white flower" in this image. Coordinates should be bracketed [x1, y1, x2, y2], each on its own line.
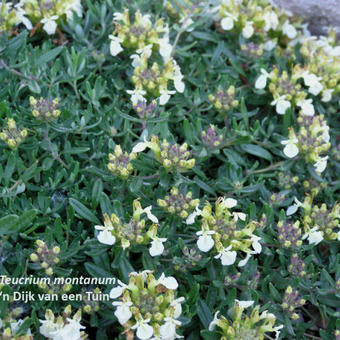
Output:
[186, 206, 202, 224]
[274, 325, 284, 339]
[221, 197, 238, 208]
[132, 136, 150, 153]
[286, 197, 303, 216]
[159, 317, 181, 339]
[157, 273, 178, 290]
[281, 138, 299, 158]
[65, 0, 83, 20]
[57, 320, 85, 340]
[113, 301, 133, 325]
[143, 206, 159, 223]
[113, 12, 124, 21]
[235, 299, 254, 308]
[39, 319, 59, 338]
[131, 318, 154, 340]
[251, 235, 262, 254]
[95, 216, 116, 246]
[40, 15, 58, 35]
[314, 156, 328, 173]
[109, 35, 123, 56]
[196, 230, 215, 252]
[232, 212, 246, 221]
[14, 5, 32, 29]
[297, 99, 315, 116]
[271, 95, 291, 115]
[238, 252, 252, 267]
[282, 20, 297, 39]
[255, 69, 270, 90]
[302, 226, 323, 245]
[171, 297, 185, 318]
[110, 280, 128, 299]
[208, 311, 220, 331]
[214, 245, 237, 266]
[127, 88, 147, 104]
[321, 89, 334, 102]
[303, 73, 323, 96]
[242, 21, 254, 39]
[130, 54, 142, 68]
[337, 231, 340, 241]
[263, 40, 277, 51]
[263, 11, 278, 31]
[221, 16, 234, 30]
[180, 16, 194, 32]
[159, 89, 176, 105]
[158, 37, 173, 61]
[149, 236, 166, 257]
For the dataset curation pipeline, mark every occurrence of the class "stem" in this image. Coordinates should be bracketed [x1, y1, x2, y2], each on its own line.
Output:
[0, 59, 39, 82]
[44, 127, 69, 169]
[246, 161, 284, 175]
[171, 4, 197, 57]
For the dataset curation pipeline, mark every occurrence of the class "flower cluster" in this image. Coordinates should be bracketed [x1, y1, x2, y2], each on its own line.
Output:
[208, 86, 239, 113]
[157, 187, 199, 219]
[303, 202, 340, 242]
[240, 42, 264, 58]
[201, 125, 223, 150]
[288, 253, 306, 278]
[190, 197, 262, 266]
[216, 0, 298, 41]
[19, 0, 82, 35]
[0, 118, 27, 149]
[110, 271, 184, 340]
[29, 96, 60, 121]
[107, 145, 137, 179]
[0, 318, 32, 340]
[277, 220, 302, 248]
[0, 1, 32, 33]
[281, 114, 330, 173]
[281, 286, 306, 320]
[173, 246, 202, 272]
[39, 305, 87, 340]
[133, 100, 157, 120]
[133, 135, 195, 173]
[83, 287, 101, 315]
[94, 199, 166, 257]
[128, 46, 185, 105]
[209, 300, 283, 340]
[30, 240, 60, 276]
[277, 172, 299, 190]
[299, 31, 340, 102]
[109, 9, 171, 58]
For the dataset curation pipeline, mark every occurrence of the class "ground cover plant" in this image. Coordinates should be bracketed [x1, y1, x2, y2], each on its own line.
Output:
[0, 0, 339, 339]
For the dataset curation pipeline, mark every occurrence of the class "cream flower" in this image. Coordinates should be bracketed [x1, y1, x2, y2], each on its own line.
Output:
[159, 317, 181, 339]
[186, 206, 202, 225]
[271, 95, 291, 115]
[281, 138, 299, 158]
[255, 69, 270, 90]
[302, 226, 323, 245]
[113, 301, 133, 325]
[131, 318, 154, 340]
[157, 273, 178, 290]
[242, 21, 254, 39]
[321, 89, 334, 102]
[214, 245, 237, 266]
[143, 206, 159, 223]
[221, 14, 236, 30]
[286, 197, 303, 216]
[110, 280, 128, 299]
[297, 99, 315, 116]
[221, 197, 238, 209]
[196, 230, 215, 252]
[159, 89, 176, 105]
[127, 88, 147, 104]
[149, 236, 166, 257]
[282, 20, 297, 39]
[95, 216, 116, 246]
[208, 311, 220, 331]
[314, 156, 328, 173]
[235, 300, 254, 308]
[41, 15, 58, 35]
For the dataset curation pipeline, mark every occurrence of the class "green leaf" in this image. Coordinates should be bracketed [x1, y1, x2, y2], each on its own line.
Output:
[240, 144, 272, 161]
[196, 299, 213, 328]
[85, 262, 112, 278]
[69, 198, 100, 224]
[194, 176, 216, 196]
[0, 215, 19, 235]
[35, 46, 63, 66]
